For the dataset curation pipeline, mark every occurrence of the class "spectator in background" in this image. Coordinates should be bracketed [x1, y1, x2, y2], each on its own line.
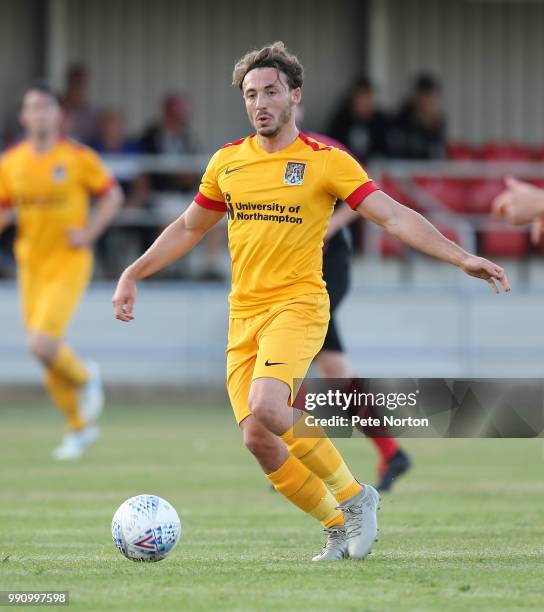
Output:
[387, 74, 446, 159]
[89, 110, 141, 155]
[89, 110, 150, 278]
[88, 110, 144, 208]
[326, 78, 389, 252]
[139, 92, 199, 191]
[326, 76, 390, 163]
[61, 63, 99, 143]
[139, 93, 224, 281]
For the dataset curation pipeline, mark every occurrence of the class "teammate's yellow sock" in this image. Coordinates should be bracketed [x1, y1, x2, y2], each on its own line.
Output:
[50, 345, 88, 386]
[45, 369, 86, 431]
[281, 422, 362, 504]
[267, 454, 343, 528]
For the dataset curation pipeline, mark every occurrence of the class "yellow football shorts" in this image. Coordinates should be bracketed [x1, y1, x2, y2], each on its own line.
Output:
[226, 293, 330, 424]
[18, 251, 93, 339]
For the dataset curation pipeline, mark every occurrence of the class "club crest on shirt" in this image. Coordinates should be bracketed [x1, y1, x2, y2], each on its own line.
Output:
[52, 164, 66, 182]
[284, 161, 306, 186]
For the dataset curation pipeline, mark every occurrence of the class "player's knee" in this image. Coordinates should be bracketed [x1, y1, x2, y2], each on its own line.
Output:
[248, 393, 277, 425]
[243, 430, 262, 456]
[243, 425, 270, 458]
[27, 334, 55, 364]
[319, 361, 341, 378]
[315, 354, 332, 377]
[316, 351, 352, 378]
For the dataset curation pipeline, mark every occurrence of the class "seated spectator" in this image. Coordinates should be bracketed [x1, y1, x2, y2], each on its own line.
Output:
[89, 109, 141, 154]
[88, 109, 145, 208]
[139, 93, 225, 281]
[387, 74, 446, 159]
[89, 110, 149, 278]
[61, 63, 99, 143]
[326, 76, 390, 163]
[89, 109, 146, 211]
[139, 92, 200, 191]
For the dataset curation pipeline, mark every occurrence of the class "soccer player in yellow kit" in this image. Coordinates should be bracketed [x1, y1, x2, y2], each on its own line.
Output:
[0, 84, 122, 460]
[112, 43, 510, 560]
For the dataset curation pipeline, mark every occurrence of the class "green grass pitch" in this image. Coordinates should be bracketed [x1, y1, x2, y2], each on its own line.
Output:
[0, 401, 543, 611]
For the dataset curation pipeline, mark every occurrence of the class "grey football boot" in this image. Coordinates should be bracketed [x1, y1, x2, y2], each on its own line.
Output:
[311, 526, 348, 561]
[338, 485, 380, 559]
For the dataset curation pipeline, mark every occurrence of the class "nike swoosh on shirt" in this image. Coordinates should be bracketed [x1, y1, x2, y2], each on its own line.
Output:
[265, 360, 287, 367]
[225, 167, 243, 175]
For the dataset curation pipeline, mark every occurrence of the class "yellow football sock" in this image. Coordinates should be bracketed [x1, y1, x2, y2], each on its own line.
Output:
[281, 421, 362, 504]
[50, 345, 88, 387]
[267, 454, 343, 528]
[45, 369, 86, 431]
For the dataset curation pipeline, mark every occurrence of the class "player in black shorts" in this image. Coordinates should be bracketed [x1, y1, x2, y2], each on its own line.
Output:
[321, 206, 351, 354]
[316, 198, 412, 493]
[288, 116, 412, 492]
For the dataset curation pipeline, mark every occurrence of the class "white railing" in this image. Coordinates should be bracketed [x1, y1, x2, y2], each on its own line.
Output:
[101, 156, 544, 240]
[1, 155, 541, 271]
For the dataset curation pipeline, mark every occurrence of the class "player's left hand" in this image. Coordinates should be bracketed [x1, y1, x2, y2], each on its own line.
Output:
[459, 255, 510, 294]
[66, 226, 92, 248]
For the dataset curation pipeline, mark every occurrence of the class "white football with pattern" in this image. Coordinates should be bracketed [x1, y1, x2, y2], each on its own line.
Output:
[112, 494, 181, 562]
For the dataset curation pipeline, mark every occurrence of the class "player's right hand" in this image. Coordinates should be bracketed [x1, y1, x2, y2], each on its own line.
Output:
[112, 274, 137, 322]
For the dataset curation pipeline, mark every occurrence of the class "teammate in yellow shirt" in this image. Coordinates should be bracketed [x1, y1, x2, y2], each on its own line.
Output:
[112, 42, 509, 560]
[0, 84, 123, 460]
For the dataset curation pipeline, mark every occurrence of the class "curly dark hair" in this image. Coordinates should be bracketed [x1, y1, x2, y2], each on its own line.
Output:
[232, 41, 304, 91]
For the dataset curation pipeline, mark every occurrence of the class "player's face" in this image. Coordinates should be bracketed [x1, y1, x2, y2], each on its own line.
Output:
[242, 68, 300, 138]
[20, 90, 62, 139]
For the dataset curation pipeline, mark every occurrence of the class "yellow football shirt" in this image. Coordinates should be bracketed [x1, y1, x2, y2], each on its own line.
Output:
[195, 132, 378, 317]
[0, 138, 114, 266]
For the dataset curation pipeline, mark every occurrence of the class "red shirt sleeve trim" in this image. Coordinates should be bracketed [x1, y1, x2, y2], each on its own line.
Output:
[298, 131, 331, 151]
[94, 177, 117, 197]
[221, 136, 248, 149]
[195, 191, 227, 212]
[345, 181, 380, 209]
[0, 199, 11, 209]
